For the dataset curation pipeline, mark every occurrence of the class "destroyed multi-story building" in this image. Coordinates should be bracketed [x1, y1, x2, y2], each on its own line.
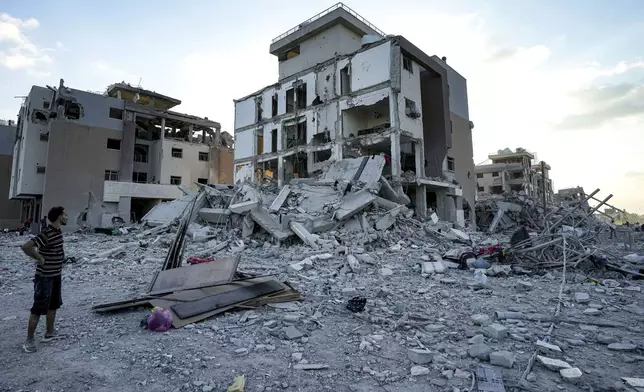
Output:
[0, 120, 22, 229]
[476, 148, 540, 198]
[532, 161, 554, 204]
[232, 3, 476, 226]
[9, 80, 234, 231]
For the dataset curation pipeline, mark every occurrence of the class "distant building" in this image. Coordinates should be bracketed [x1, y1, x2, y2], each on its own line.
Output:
[9, 80, 233, 231]
[475, 148, 539, 198]
[0, 121, 22, 229]
[232, 3, 476, 225]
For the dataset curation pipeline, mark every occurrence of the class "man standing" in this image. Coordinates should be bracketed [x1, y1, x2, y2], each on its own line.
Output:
[21, 206, 67, 353]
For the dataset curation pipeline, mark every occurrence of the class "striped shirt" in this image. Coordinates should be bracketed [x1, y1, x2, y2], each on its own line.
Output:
[33, 225, 65, 277]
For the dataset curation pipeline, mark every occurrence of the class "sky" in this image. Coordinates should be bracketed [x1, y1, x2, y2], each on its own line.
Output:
[1, 0, 643, 212]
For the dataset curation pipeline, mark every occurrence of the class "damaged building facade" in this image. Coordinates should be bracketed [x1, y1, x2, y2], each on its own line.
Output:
[232, 3, 475, 226]
[9, 80, 233, 231]
[475, 147, 553, 203]
[0, 120, 22, 229]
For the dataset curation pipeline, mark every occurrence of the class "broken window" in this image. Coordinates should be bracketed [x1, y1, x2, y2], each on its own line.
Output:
[104, 170, 119, 181]
[492, 172, 499, 177]
[256, 133, 264, 155]
[271, 93, 278, 117]
[312, 131, 330, 144]
[134, 144, 148, 163]
[477, 186, 484, 192]
[285, 121, 307, 148]
[132, 172, 148, 183]
[31, 110, 48, 124]
[109, 107, 124, 120]
[314, 149, 332, 163]
[340, 65, 351, 95]
[405, 98, 420, 118]
[286, 89, 295, 113]
[39, 132, 49, 142]
[198, 152, 209, 161]
[403, 55, 413, 73]
[447, 157, 455, 171]
[43, 101, 50, 109]
[278, 46, 300, 62]
[36, 166, 46, 174]
[170, 176, 182, 185]
[107, 138, 121, 150]
[271, 128, 278, 152]
[58, 98, 81, 120]
[255, 97, 263, 122]
[476, 173, 483, 179]
[197, 178, 208, 184]
[296, 83, 307, 109]
[491, 185, 503, 194]
[171, 148, 183, 158]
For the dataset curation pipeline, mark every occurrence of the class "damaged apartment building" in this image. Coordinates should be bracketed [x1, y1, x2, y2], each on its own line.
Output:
[475, 147, 554, 203]
[9, 80, 233, 232]
[233, 3, 475, 226]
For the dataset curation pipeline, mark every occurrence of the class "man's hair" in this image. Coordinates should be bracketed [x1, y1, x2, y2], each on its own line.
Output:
[47, 206, 65, 223]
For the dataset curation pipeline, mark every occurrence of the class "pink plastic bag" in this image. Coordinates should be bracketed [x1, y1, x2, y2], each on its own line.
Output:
[147, 307, 173, 332]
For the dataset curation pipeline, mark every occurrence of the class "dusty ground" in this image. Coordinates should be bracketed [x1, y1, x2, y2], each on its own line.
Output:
[1, 230, 643, 392]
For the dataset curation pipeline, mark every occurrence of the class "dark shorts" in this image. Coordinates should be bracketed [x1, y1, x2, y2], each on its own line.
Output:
[30, 275, 63, 316]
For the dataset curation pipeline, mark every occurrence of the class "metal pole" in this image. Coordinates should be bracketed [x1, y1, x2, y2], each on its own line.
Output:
[540, 161, 547, 210]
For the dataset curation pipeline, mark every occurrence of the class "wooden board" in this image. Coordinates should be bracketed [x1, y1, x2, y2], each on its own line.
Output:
[148, 256, 240, 295]
[92, 298, 151, 312]
[172, 280, 283, 319]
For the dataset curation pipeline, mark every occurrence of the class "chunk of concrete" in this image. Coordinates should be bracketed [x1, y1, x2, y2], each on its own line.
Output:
[229, 200, 259, 214]
[269, 185, 291, 212]
[471, 314, 491, 326]
[408, 348, 433, 364]
[607, 343, 637, 351]
[250, 207, 293, 241]
[469, 343, 492, 360]
[622, 378, 644, 388]
[289, 221, 318, 249]
[429, 213, 439, 225]
[283, 326, 303, 340]
[560, 367, 583, 384]
[293, 363, 328, 370]
[536, 340, 562, 354]
[379, 267, 393, 276]
[573, 292, 590, 303]
[346, 255, 360, 273]
[449, 228, 470, 241]
[536, 355, 571, 371]
[481, 323, 508, 340]
[468, 335, 485, 344]
[198, 208, 231, 224]
[335, 190, 376, 221]
[375, 207, 401, 231]
[490, 351, 515, 368]
[410, 366, 430, 376]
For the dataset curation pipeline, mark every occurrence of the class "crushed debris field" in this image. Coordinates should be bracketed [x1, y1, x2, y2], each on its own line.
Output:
[1, 174, 644, 392]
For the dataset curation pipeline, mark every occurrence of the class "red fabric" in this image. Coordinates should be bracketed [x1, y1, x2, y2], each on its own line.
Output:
[478, 244, 501, 256]
[384, 154, 391, 165]
[186, 256, 214, 265]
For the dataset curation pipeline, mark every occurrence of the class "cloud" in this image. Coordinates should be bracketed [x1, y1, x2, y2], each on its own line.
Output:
[0, 13, 51, 72]
[558, 80, 644, 129]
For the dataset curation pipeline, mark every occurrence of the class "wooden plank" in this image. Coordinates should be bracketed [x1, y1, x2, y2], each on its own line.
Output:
[171, 280, 284, 319]
[148, 255, 240, 295]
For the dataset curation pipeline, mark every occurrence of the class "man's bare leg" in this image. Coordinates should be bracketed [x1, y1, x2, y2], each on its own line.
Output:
[45, 310, 56, 335]
[27, 314, 39, 340]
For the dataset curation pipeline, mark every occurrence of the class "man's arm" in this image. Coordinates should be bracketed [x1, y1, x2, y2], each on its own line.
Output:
[22, 240, 45, 264]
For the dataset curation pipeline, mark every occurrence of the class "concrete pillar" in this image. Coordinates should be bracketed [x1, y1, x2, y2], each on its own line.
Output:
[212, 127, 221, 184]
[390, 132, 402, 184]
[160, 118, 165, 142]
[202, 129, 206, 144]
[188, 124, 194, 142]
[118, 196, 131, 223]
[435, 189, 447, 220]
[414, 141, 425, 179]
[120, 121, 136, 183]
[415, 184, 427, 218]
[277, 156, 284, 188]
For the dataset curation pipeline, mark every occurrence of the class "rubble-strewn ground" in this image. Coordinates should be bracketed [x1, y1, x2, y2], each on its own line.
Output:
[1, 231, 643, 392]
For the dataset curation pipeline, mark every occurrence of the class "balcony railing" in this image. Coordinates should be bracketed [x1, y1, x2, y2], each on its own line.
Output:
[271, 2, 385, 43]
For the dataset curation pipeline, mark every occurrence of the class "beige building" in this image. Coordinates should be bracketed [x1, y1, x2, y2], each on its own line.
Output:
[233, 4, 476, 225]
[9, 80, 233, 231]
[0, 121, 22, 229]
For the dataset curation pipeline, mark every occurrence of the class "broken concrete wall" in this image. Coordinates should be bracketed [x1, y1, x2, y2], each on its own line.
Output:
[234, 163, 253, 184]
[0, 125, 21, 228]
[339, 88, 391, 138]
[66, 88, 124, 131]
[336, 40, 391, 93]
[420, 70, 449, 178]
[234, 129, 254, 160]
[42, 121, 122, 231]
[398, 55, 423, 139]
[216, 148, 234, 184]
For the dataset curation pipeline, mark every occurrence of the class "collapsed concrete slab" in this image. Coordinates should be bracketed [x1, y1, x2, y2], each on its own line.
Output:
[322, 155, 385, 189]
[230, 201, 259, 214]
[269, 185, 292, 212]
[199, 208, 231, 224]
[289, 221, 318, 249]
[334, 190, 376, 221]
[250, 207, 293, 241]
